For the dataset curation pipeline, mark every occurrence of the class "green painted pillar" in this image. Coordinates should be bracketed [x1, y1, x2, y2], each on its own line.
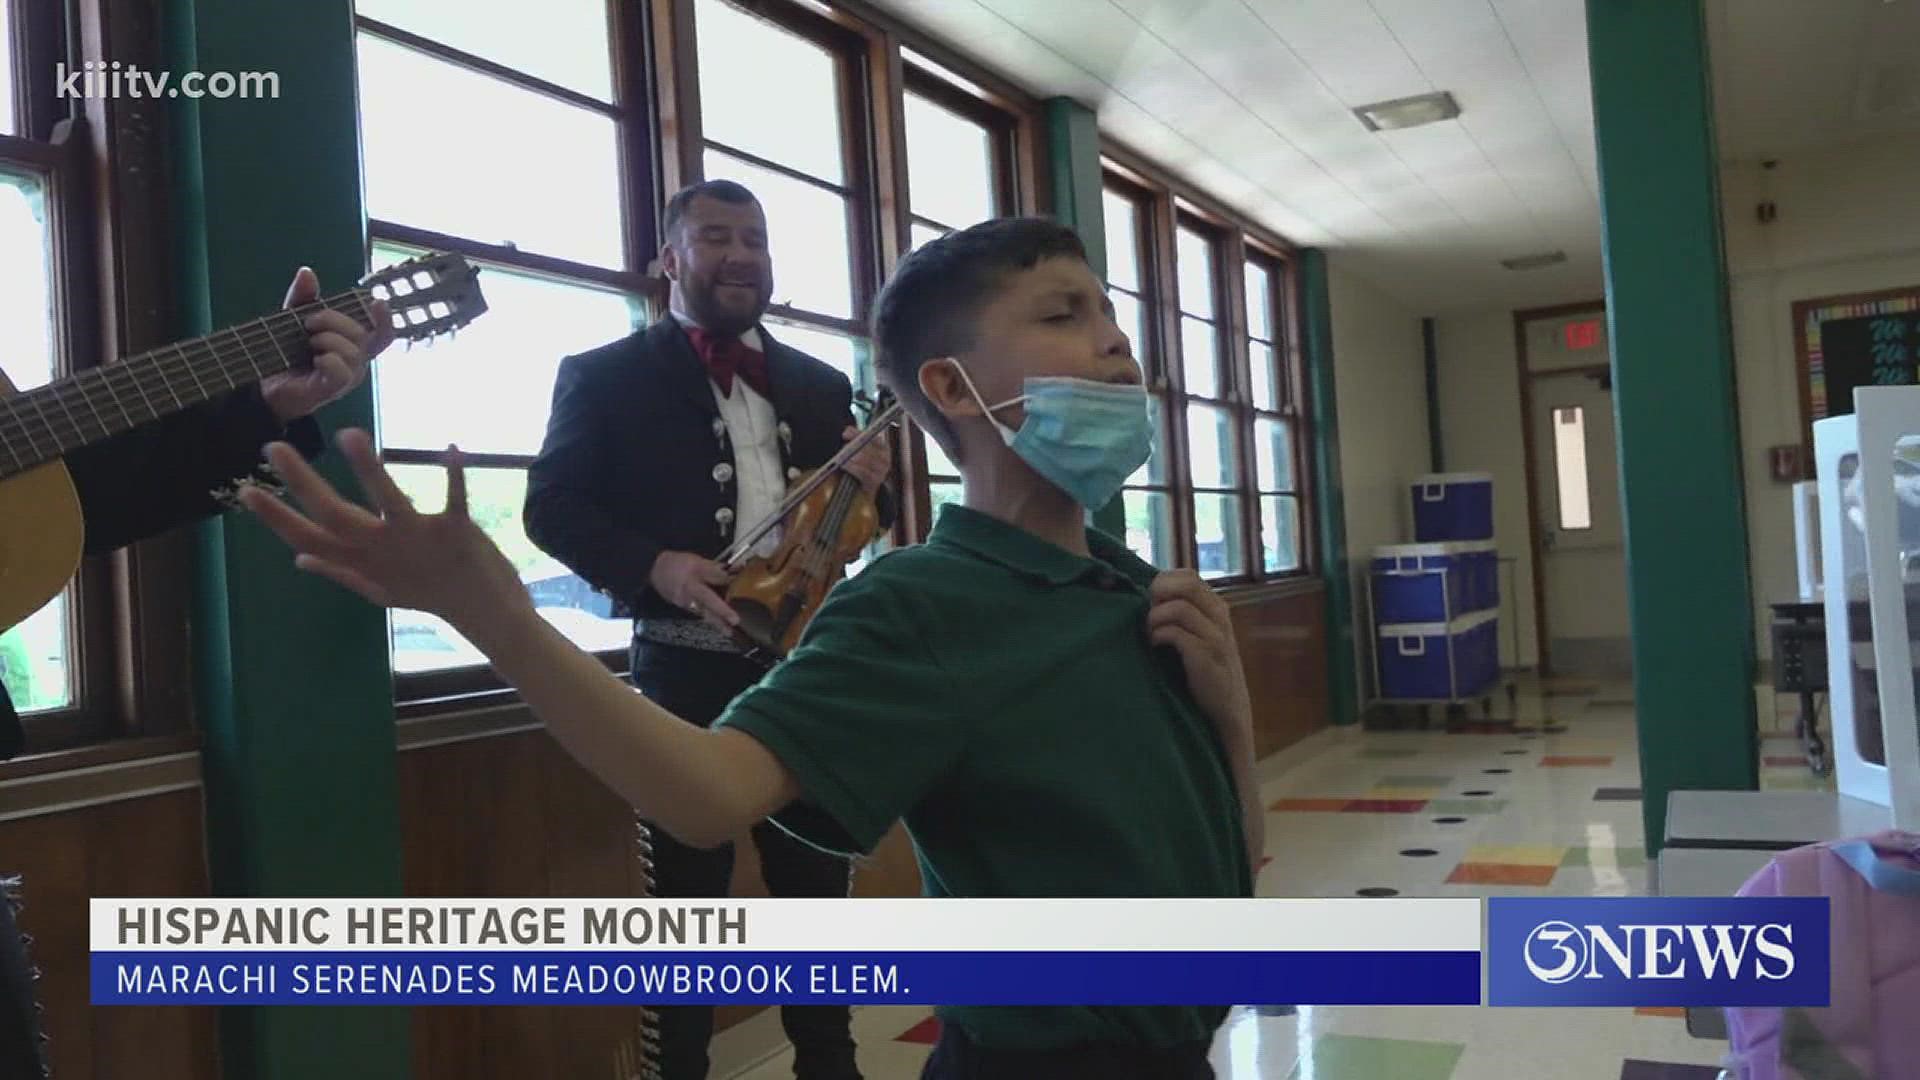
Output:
[1587, 0, 1756, 854]
[1044, 97, 1125, 537]
[169, 0, 409, 1075]
[1301, 251, 1357, 728]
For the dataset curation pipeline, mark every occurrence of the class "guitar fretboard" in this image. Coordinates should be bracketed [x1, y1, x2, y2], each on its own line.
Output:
[0, 290, 376, 482]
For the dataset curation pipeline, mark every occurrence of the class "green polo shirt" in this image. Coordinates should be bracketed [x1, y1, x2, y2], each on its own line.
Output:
[715, 504, 1252, 1052]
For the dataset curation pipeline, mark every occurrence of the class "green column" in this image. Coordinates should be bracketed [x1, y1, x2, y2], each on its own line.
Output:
[1587, 0, 1756, 854]
[169, 0, 409, 1075]
[1301, 251, 1356, 727]
[1044, 97, 1125, 537]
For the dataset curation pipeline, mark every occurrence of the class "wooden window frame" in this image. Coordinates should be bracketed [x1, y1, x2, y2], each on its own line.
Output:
[356, 6, 657, 708]
[1101, 141, 1313, 587]
[1104, 173, 1186, 569]
[3, 0, 209, 765]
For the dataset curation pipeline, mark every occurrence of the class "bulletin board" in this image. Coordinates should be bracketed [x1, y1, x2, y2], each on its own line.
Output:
[1794, 284, 1920, 446]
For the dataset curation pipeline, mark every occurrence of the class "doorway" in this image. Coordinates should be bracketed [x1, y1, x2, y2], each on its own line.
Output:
[1517, 304, 1634, 680]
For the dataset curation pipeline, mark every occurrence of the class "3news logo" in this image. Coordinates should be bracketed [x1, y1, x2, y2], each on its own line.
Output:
[1487, 898, 1831, 1007]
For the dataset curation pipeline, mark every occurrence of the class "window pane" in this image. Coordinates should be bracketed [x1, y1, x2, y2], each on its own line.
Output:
[910, 220, 946, 254]
[0, 592, 72, 713]
[371, 247, 637, 455]
[0, 0, 14, 136]
[1194, 492, 1246, 579]
[356, 0, 613, 100]
[929, 480, 964, 525]
[1102, 190, 1139, 292]
[704, 148, 854, 319]
[1245, 261, 1274, 341]
[696, 0, 845, 184]
[1249, 340, 1280, 413]
[1554, 405, 1594, 530]
[1261, 494, 1302, 573]
[1176, 226, 1215, 319]
[1121, 489, 1175, 568]
[0, 173, 55, 390]
[1254, 416, 1294, 492]
[1126, 393, 1168, 486]
[924, 425, 958, 478]
[0, 172, 68, 712]
[387, 465, 629, 671]
[1186, 401, 1238, 488]
[1181, 316, 1220, 399]
[1111, 290, 1147, 373]
[904, 92, 994, 228]
[358, 34, 624, 267]
[766, 319, 862, 390]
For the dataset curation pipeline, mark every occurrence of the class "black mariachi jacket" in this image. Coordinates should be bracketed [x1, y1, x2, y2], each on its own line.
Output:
[522, 318, 894, 622]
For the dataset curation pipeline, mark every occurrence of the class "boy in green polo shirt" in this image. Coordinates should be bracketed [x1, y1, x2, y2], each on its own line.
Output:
[239, 217, 1265, 1079]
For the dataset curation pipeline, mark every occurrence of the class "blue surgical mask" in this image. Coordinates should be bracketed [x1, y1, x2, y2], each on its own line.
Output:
[948, 362, 1156, 510]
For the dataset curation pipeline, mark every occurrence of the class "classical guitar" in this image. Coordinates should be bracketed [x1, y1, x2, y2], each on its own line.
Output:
[0, 251, 488, 757]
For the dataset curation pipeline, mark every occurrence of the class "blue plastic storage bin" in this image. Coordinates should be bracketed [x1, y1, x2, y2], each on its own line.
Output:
[1412, 472, 1494, 542]
[1370, 541, 1498, 623]
[1376, 610, 1500, 702]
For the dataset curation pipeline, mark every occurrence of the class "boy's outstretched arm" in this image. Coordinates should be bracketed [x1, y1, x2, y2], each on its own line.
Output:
[237, 430, 801, 848]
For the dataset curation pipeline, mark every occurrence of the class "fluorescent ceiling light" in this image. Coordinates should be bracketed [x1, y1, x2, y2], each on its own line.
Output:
[1353, 91, 1461, 132]
[1501, 251, 1567, 271]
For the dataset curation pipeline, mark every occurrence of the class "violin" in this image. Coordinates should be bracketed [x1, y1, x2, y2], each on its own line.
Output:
[719, 390, 903, 660]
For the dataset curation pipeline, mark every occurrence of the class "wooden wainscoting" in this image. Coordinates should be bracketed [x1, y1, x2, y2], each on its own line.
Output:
[1226, 579, 1332, 758]
[400, 726, 652, 1080]
[0, 782, 217, 1080]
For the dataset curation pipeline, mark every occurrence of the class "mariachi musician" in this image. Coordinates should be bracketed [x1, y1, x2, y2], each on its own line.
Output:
[523, 179, 892, 1080]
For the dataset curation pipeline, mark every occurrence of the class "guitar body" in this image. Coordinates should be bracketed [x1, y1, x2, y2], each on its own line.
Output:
[0, 369, 85, 636]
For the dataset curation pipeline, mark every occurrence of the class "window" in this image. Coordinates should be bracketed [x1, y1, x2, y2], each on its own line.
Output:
[355, 7, 643, 689]
[1105, 184, 1176, 568]
[899, 69, 1014, 529]
[1553, 405, 1593, 531]
[1247, 256, 1302, 572]
[1101, 154, 1309, 584]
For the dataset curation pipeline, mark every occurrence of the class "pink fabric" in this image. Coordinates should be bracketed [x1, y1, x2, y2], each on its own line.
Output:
[1724, 830, 1920, 1080]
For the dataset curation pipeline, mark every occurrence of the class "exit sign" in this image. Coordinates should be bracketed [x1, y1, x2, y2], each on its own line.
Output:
[1565, 319, 1602, 350]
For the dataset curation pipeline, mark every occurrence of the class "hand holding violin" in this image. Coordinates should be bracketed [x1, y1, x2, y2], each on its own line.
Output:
[649, 551, 739, 630]
[841, 426, 892, 491]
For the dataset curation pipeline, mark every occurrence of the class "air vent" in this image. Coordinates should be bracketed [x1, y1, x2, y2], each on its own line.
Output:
[1501, 251, 1567, 271]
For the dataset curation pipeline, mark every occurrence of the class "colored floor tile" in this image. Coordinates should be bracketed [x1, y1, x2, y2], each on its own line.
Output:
[1286, 1034, 1464, 1080]
[1447, 862, 1559, 886]
[1634, 1006, 1686, 1019]
[1563, 846, 1647, 868]
[1425, 798, 1508, 815]
[1540, 755, 1615, 767]
[1367, 786, 1445, 800]
[1619, 1060, 1723, 1079]
[1271, 798, 1351, 812]
[1464, 844, 1568, 867]
[1342, 799, 1428, 813]
[1593, 787, 1643, 801]
[895, 1017, 940, 1045]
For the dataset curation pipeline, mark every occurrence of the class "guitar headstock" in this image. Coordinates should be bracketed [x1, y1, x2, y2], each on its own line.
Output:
[360, 251, 488, 343]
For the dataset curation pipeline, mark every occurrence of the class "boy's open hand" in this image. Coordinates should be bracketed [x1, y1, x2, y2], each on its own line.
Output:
[1147, 570, 1254, 753]
[237, 429, 532, 636]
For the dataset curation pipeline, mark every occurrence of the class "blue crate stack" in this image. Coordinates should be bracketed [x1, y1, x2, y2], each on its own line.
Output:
[1371, 473, 1501, 702]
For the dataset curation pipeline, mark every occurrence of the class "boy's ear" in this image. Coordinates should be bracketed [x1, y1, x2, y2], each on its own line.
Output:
[918, 356, 983, 421]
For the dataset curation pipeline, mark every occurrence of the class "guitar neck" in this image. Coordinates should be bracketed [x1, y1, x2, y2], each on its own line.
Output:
[0, 289, 376, 482]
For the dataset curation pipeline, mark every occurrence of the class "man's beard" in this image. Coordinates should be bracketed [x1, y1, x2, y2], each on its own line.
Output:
[689, 278, 768, 337]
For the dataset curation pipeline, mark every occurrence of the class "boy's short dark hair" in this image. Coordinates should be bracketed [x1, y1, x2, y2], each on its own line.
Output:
[663, 179, 760, 241]
[871, 217, 1087, 454]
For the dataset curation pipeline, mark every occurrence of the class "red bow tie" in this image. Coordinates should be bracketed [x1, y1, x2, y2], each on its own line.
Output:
[685, 326, 769, 398]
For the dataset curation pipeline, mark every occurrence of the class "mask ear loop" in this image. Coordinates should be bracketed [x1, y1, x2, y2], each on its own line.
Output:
[943, 359, 1025, 443]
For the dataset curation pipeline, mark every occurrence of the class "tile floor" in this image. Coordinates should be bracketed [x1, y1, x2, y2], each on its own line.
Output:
[715, 679, 1828, 1080]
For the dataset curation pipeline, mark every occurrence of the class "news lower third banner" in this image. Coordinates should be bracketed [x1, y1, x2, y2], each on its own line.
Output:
[91, 899, 1481, 1007]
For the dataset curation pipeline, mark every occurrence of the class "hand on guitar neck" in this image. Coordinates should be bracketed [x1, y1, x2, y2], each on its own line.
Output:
[258, 267, 395, 426]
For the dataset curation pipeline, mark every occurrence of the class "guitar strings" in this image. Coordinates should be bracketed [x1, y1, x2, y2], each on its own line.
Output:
[0, 289, 404, 472]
